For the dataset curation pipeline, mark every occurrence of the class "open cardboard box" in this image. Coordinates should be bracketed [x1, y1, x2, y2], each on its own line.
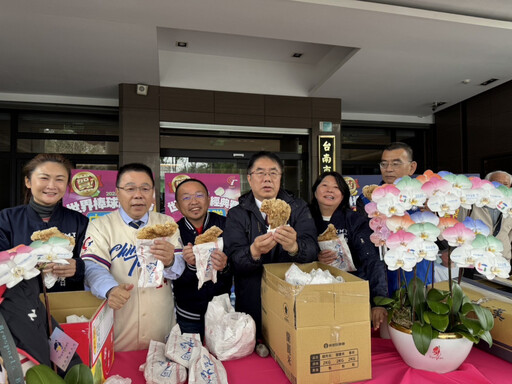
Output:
[41, 291, 114, 384]
[262, 262, 372, 384]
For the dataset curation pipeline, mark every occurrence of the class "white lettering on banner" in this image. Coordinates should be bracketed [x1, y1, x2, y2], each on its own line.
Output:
[93, 197, 107, 210]
[167, 201, 178, 213]
[80, 199, 94, 212]
[106, 197, 119, 209]
[66, 197, 119, 214]
[66, 201, 81, 212]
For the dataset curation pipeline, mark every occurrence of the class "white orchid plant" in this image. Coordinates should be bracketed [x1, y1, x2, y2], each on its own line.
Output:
[369, 170, 511, 355]
[0, 238, 73, 294]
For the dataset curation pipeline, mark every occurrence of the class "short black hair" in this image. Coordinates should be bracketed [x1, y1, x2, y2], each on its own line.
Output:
[247, 151, 284, 173]
[310, 171, 351, 216]
[175, 178, 209, 199]
[116, 163, 154, 187]
[383, 142, 414, 161]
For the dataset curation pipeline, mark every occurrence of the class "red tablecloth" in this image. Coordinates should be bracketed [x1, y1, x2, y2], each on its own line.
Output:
[108, 338, 511, 383]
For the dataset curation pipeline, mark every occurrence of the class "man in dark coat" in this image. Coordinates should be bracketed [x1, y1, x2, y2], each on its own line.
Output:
[224, 151, 318, 356]
[173, 178, 232, 339]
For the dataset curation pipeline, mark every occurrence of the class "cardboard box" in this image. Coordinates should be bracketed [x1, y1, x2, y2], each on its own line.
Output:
[261, 262, 372, 384]
[436, 279, 512, 363]
[41, 291, 114, 384]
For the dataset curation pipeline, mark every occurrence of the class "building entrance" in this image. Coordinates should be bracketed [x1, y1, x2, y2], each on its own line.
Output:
[159, 129, 310, 212]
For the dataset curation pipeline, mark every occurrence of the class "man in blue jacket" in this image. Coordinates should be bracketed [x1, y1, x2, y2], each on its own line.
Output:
[224, 151, 318, 356]
[356, 142, 433, 293]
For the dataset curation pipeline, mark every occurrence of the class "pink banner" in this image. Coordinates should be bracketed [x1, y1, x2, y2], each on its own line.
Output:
[164, 173, 240, 222]
[63, 170, 119, 220]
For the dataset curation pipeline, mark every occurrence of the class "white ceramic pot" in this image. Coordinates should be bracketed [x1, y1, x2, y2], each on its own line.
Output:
[388, 322, 473, 373]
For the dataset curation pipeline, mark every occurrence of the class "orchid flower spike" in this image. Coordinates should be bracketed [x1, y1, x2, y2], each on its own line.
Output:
[0, 252, 40, 288]
[410, 211, 439, 226]
[462, 217, 490, 236]
[442, 222, 476, 247]
[384, 248, 418, 272]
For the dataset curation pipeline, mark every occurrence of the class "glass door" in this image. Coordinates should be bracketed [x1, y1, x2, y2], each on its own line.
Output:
[160, 149, 307, 212]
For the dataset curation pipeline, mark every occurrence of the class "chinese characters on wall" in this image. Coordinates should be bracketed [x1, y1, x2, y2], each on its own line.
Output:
[318, 135, 336, 174]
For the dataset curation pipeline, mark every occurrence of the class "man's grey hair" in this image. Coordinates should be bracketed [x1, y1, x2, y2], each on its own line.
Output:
[485, 170, 512, 183]
[383, 142, 414, 161]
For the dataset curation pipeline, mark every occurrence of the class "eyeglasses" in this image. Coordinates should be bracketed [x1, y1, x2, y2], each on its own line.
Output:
[180, 193, 206, 202]
[117, 185, 154, 194]
[249, 171, 282, 180]
[379, 161, 411, 169]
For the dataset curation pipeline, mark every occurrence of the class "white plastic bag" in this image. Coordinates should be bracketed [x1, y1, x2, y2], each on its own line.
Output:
[284, 263, 311, 285]
[204, 294, 256, 361]
[189, 346, 228, 384]
[140, 340, 187, 384]
[104, 375, 132, 384]
[285, 264, 344, 285]
[164, 324, 201, 368]
[136, 236, 173, 288]
[193, 238, 223, 289]
[318, 233, 357, 272]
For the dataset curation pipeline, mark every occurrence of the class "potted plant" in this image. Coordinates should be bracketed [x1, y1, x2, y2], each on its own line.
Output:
[367, 171, 511, 373]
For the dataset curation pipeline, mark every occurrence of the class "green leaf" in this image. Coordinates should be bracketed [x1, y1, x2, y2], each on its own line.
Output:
[64, 363, 94, 384]
[454, 330, 478, 343]
[450, 324, 469, 333]
[374, 296, 395, 307]
[461, 302, 473, 315]
[26, 365, 66, 384]
[461, 316, 483, 335]
[427, 300, 450, 315]
[451, 282, 464, 315]
[412, 322, 433, 355]
[427, 312, 450, 332]
[470, 303, 494, 332]
[423, 311, 431, 324]
[479, 331, 493, 348]
[426, 288, 449, 302]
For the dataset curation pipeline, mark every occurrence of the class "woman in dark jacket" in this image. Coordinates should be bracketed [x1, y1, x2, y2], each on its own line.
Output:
[0, 153, 88, 291]
[0, 153, 86, 378]
[310, 171, 388, 331]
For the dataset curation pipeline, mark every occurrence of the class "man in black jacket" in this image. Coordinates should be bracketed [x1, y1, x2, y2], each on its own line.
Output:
[224, 152, 318, 356]
[173, 178, 232, 339]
